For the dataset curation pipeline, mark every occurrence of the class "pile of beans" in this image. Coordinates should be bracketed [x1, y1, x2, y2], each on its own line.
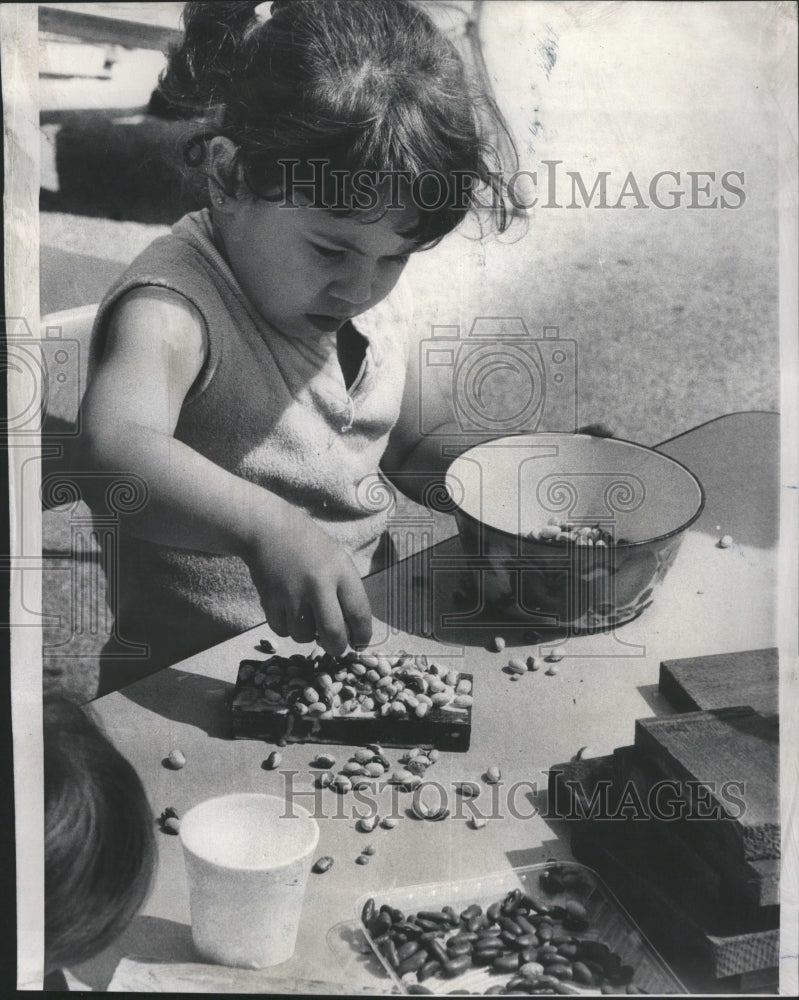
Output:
[526, 521, 628, 548]
[234, 651, 473, 720]
[361, 877, 645, 995]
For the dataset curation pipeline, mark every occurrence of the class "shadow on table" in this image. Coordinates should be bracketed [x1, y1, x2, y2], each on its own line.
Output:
[71, 914, 195, 991]
[119, 667, 235, 738]
[505, 837, 570, 873]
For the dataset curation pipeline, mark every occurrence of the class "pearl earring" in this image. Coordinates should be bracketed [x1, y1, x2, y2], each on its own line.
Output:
[215, 196, 225, 205]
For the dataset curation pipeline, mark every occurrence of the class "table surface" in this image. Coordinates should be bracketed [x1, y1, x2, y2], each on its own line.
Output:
[78, 411, 780, 992]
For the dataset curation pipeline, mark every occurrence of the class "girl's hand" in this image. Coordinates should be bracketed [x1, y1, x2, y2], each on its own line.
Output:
[241, 510, 373, 655]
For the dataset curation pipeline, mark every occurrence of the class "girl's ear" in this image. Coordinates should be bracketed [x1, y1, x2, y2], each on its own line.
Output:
[207, 136, 243, 204]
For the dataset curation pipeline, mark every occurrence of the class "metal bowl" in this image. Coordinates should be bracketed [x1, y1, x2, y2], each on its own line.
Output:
[445, 433, 704, 633]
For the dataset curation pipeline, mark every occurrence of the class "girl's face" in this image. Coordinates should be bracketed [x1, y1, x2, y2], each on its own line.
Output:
[214, 194, 418, 340]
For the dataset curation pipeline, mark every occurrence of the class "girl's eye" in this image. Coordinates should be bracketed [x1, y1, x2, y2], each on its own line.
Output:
[311, 243, 346, 260]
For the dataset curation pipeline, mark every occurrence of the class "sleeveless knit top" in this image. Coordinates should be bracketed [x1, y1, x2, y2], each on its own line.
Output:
[90, 209, 411, 671]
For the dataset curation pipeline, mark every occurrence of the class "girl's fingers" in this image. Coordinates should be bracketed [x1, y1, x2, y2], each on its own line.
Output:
[292, 604, 317, 644]
[311, 590, 349, 657]
[269, 611, 290, 638]
[337, 575, 373, 650]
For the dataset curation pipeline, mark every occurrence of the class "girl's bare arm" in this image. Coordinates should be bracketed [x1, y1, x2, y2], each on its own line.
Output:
[78, 288, 372, 653]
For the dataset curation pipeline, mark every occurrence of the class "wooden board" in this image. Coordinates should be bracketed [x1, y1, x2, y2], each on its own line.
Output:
[547, 754, 616, 818]
[659, 648, 778, 715]
[550, 752, 780, 919]
[634, 707, 779, 861]
[571, 831, 780, 981]
[613, 746, 780, 909]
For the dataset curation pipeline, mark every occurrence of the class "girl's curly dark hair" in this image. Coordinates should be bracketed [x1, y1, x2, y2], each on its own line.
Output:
[155, 0, 517, 244]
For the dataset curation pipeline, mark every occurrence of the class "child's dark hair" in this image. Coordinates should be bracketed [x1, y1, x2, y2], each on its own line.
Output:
[156, 0, 517, 244]
[44, 696, 156, 971]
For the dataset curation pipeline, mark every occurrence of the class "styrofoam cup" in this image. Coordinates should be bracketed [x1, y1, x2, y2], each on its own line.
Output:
[179, 793, 319, 968]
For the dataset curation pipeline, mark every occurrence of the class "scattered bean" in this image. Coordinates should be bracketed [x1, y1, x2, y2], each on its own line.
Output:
[263, 751, 282, 770]
[545, 652, 564, 663]
[331, 774, 352, 794]
[490, 636, 506, 652]
[507, 658, 527, 675]
[357, 814, 379, 833]
[163, 816, 181, 834]
[411, 798, 450, 821]
[484, 765, 502, 784]
[313, 753, 336, 769]
[406, 757, 431, 775]
[165, 749, 186, 770]
[527, 655, 543, 671]
[468, 816, 487, 830]
[312, 856, 334, 873]
[356, 854, 370, 865]
[456, 781, 481, 798]
[718, 533, 733, 548]
[381, 817, 399, 829]
[545, 666, 559, 676]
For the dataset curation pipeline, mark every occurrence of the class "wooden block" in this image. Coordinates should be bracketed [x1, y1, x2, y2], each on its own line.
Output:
[743, 859, 781, 909]
[730, 965, 780, 990]
[634, 707, 779, 860]
[547, 755, 616, 818]
[659, 647, 778, 715]
[571, 829, 779, 981]
[704, 928, 781, 981]
[614, 745, 780, 908]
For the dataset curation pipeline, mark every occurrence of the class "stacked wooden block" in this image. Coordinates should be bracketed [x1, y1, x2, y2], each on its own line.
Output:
[549, 649, 779, 992]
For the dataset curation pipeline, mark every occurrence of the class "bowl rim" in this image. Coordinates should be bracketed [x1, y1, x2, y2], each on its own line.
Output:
[444, 431, 706, 548]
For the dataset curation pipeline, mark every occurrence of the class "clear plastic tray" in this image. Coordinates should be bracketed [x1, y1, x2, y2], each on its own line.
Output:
[352, 861, 686, 995]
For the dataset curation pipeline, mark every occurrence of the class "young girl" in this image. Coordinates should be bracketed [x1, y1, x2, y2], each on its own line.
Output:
[79, 0, 514, 693]
[43, 696, 155, 986]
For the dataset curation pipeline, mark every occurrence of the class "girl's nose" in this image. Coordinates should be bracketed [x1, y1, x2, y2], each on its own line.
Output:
[331, 261, 374, 307]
